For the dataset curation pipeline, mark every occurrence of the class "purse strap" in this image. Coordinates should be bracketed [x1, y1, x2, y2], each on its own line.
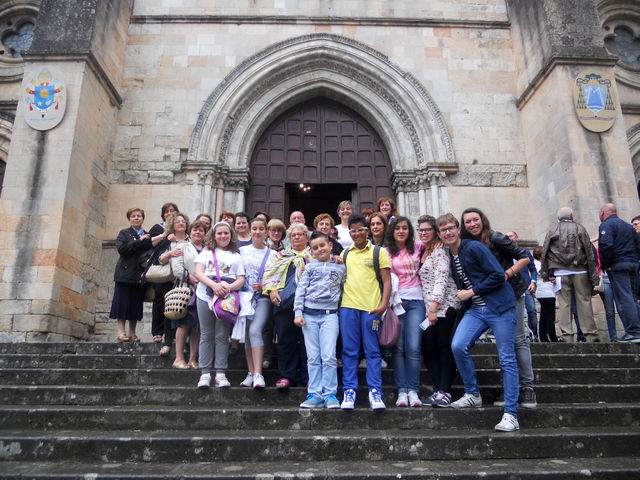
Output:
[256, 248, 271, 284]
[212, 249, 222, 283]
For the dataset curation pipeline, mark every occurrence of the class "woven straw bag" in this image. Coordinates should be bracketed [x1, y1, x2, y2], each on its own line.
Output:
[164, 271, 192, 320]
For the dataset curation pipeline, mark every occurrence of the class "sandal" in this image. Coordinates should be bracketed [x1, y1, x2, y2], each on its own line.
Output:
[129, 335, 140, 343]
[159, 346, 171, 357]
[153, 335, 163, 343]
[189, 361, 199, 369]
[172, 361, 189, 369]
[116, 334, 129, 342]
[275, 378, 291, 390]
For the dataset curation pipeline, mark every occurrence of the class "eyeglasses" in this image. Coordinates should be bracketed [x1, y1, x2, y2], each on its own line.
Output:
[174, 220, 187, 225]
[290, 232, 306, 238]
[349, 227, 369, 234]
[417, 227, 434, 233]
[439, 226, 458, 233]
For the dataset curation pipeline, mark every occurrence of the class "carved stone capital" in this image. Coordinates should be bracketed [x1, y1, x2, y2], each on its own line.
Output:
[222, 168, 250, 191]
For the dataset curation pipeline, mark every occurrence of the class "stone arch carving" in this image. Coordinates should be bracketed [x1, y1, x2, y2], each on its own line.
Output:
[597, 0, 640, 87]
[628, 123, 640, 191]
[186, 33, 456, 217]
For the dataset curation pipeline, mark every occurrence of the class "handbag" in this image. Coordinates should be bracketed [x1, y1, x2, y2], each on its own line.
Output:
[208, 250, 240, 324]
[144, 262, 174, 283]
[379, 308, 401, 347]
[164, 270, 192, 321]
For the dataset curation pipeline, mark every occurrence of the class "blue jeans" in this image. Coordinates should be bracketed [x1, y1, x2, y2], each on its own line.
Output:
[608, 266, 640, 336]
[301, 312, 339, 398]
[600, 273, 622, 341]
[392, 299, 425, 393]
[451, 305, 519, 417]
[524, 290, 538, 338]
[340, 307, 382, 392]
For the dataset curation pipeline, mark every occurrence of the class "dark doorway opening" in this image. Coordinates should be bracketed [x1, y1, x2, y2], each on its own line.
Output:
[285, 182, 356, 228]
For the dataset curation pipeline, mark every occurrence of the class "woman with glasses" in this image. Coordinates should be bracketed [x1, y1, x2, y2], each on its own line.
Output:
[416, 215, 460, 407]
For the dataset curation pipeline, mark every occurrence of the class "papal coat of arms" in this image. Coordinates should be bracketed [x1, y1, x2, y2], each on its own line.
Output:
[24, 68, 66, 131]
[574, 71, 617, 133]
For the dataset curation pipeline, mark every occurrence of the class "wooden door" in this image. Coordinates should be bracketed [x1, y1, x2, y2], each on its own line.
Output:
[247, 98, 394, 220]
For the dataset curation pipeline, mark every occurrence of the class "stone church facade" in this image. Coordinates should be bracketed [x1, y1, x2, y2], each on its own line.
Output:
[0, 0, 638, 340]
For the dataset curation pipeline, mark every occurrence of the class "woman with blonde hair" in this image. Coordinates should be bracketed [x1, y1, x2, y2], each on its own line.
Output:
[335, 200, 354, 249]
[267, 218, 286, 252]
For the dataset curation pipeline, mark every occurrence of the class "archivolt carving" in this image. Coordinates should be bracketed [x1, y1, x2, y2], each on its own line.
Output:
[187, 33, 455, 173]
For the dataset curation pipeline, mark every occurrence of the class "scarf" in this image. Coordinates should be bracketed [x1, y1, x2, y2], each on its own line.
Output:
[261, 247, 312, 294]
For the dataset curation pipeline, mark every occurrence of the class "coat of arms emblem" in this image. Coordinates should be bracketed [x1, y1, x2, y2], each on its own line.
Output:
[24, 68, 66, 131]
[573, 71, 617, 133]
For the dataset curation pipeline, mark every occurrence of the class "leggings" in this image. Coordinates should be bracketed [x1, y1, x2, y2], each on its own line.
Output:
[245, 296, 272, 350]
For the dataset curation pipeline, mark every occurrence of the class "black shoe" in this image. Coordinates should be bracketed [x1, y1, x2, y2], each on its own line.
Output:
[520, 387, 537, 409]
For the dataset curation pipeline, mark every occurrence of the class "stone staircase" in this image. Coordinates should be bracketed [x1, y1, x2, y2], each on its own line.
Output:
[0, 341, 639, 479]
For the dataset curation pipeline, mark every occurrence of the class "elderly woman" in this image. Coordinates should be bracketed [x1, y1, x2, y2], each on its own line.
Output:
[267, 218, 286, 252]
[158, 214, 202, 369]
[262, 222, 314, 389]
[110, 207, 153, 342]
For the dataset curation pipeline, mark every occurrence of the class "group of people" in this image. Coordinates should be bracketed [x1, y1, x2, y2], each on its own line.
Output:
[109, 196, 640, 434]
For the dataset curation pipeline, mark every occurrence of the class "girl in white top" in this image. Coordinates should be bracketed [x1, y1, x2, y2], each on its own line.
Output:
[239, 217, 276, 389]
[335, 200, 354, 249]
[194, 221, 245, 389]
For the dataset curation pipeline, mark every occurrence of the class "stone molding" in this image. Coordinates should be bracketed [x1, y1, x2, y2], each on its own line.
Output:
[448, 163, 528, 187]
[186, 33, 456, 177]
[185, 162, 250, 192]
[0, 115, 13, 162]
[628, 123, 640, 184]
[392, 165, 459, 192]
[131, 15, 509, 29]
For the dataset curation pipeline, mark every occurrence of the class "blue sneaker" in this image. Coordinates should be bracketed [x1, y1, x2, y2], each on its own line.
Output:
[300, 394, 324, 409]
[368, 388, 386, 410]
[324, 395, 341, 409]
[341, 388, 356, 410]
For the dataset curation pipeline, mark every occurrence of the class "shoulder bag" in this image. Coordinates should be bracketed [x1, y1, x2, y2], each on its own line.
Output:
[208, 250, 240, 324]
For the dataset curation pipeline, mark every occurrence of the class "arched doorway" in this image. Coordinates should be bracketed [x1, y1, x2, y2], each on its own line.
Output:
[247, 98, 394, 223]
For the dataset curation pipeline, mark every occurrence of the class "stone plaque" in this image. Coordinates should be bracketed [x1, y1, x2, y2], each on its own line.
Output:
[23, 67, 66, 131]
[574, 71, 617, 133]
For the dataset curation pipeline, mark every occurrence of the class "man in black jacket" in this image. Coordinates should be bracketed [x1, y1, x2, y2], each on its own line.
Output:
[599, 204, 640, 343]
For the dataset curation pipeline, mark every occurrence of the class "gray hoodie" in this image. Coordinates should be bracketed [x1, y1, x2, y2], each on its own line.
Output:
[294, 260, 346, 317]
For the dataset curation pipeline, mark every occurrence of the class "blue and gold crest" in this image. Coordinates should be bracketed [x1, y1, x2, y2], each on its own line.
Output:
[24, 67, 66, 131]
[574, 71, 616, 133]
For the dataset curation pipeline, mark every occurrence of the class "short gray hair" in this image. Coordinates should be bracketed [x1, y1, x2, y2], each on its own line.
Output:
[557, 206, 573, 220]
[287, 222, 310, 240]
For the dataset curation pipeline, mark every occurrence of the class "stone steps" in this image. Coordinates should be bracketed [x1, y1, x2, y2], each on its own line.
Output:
[2, 367, 637, 385]
[3, 457, 640, 480]
[0, 342, 639, 479]
[2, 427, 640, 463]
[0, 404, 637, 431]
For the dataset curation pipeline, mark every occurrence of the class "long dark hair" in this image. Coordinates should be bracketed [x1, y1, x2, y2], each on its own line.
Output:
[460, 207, 493, 247]
[385, 216, 415, 256]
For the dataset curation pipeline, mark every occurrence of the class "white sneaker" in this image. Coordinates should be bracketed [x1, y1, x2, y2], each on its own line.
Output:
[341, 388, 356, 410]
[450, 393, 482, 408]
[253, 373, 265, 389]
[197, 373, 211, 389]
[495, 412, 520, 432]
[395, 392, 408, 407]
[368, 388, 386, 410]
[240, 372, 253, 387]
[408, 390, 422, 407]
[380, 359, 388, 368]
[215, 373, 231, 388]
[358, 359, 367, 368]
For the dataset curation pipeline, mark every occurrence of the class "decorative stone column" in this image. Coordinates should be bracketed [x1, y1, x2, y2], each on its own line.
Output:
[392, 165, 457, 221]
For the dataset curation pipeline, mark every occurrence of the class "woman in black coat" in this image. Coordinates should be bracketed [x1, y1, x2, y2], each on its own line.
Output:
[110, 207, 153, 342]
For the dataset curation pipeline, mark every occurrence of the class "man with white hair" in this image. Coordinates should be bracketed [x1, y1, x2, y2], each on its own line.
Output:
[540, 207, 600, 342]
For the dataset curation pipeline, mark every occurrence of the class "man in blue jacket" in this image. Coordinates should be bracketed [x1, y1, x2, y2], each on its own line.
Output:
[599, 203, 640, 343]
[437, 213, 519, 432]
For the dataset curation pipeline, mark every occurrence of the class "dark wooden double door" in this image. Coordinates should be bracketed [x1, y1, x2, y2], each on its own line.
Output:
[247, 98, 394, 223]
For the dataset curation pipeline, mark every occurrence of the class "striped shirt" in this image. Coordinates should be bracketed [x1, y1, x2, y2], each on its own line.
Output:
[453, 254, 486, 306]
